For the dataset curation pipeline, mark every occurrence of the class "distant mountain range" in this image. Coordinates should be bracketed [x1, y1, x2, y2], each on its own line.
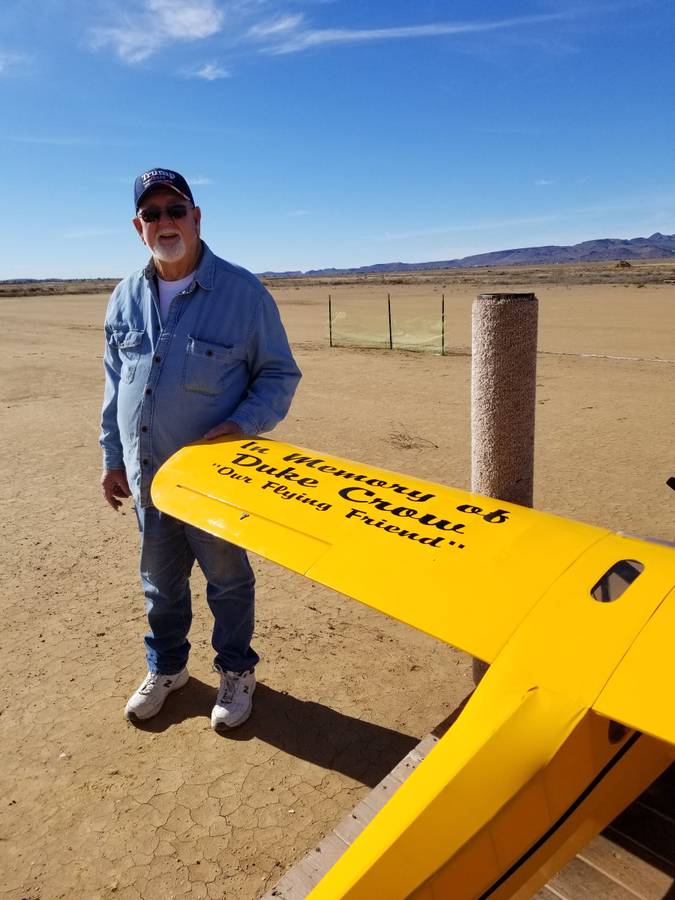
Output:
[261, 232, 675, 278]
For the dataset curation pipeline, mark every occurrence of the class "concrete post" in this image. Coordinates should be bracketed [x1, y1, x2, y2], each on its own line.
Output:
[471, 292, 538, 683]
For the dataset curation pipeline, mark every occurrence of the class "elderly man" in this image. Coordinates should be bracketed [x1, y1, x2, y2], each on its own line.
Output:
[100, 167, 301, 730]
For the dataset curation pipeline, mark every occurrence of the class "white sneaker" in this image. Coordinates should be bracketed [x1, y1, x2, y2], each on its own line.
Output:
[124, 668, 189, 721]
[211, 666, 256, 730]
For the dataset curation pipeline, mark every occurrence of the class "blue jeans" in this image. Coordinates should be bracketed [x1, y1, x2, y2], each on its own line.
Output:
[137, 506, 259, 675]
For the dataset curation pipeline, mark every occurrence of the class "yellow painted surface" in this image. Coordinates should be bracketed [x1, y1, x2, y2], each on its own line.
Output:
[152, 436, 608, 662]
[152, 437, 675, 898]
[308, 686, 586, 899]
[595, 586, 675, 740]
[498, 731, 675, 900]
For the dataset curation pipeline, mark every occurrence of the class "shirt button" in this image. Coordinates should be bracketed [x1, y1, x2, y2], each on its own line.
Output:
[206, 349, 213, 357]
[142, 458, 149, 466]
[154, 356, 161, 363]
[145, 388, 152, 396]
[141, 425, 148, 433]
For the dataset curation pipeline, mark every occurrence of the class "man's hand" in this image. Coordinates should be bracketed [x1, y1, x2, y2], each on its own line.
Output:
[203, 420, 245, 440]
[101, 468, 131, 511]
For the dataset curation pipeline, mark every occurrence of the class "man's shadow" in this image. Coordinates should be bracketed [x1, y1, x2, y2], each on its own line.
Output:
[133, 676, 440, 788]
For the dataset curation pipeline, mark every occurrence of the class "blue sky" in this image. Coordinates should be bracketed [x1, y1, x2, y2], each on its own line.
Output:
[1, 0, 673, 278]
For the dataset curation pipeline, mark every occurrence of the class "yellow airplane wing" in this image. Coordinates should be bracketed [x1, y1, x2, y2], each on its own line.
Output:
[151, 436, 675, 744]
[151, 435, 605, 664]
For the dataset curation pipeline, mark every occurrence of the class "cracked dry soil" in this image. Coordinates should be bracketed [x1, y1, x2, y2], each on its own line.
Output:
[1, 279, 673, 899]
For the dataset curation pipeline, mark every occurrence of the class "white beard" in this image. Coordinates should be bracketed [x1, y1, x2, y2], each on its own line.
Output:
[150, 234, 187, 264]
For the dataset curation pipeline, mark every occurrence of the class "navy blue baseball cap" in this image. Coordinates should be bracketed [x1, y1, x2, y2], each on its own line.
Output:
[134, 168, 194, 210]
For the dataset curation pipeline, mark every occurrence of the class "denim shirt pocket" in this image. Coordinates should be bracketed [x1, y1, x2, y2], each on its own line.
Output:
[113, 329, 144, 383]
[182, 335, 248, 396]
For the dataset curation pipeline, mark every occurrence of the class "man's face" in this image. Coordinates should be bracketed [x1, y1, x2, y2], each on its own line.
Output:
[133, 188, 201, 267]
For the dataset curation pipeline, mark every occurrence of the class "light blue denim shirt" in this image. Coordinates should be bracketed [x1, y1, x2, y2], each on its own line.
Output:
[100, 242, 301, 507]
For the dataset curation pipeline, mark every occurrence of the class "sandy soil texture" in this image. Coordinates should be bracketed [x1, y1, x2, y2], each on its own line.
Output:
[1, 274, 673, 899]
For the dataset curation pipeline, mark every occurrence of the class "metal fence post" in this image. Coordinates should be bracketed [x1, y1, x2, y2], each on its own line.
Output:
[387, 293, 393, 350]
[328, 293, 333, 348]
[441, 293, 445, 356]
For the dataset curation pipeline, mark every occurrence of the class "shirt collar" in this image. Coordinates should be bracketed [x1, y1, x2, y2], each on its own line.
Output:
[194, 242, 215, 291]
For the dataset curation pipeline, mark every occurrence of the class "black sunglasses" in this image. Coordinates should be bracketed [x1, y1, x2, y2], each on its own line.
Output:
[138, 203, 190, 223]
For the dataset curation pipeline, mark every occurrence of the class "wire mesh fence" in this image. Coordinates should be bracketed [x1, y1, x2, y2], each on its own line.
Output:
[329, 293, 446, 354]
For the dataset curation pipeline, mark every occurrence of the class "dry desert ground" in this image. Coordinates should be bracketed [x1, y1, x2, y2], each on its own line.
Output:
[1, 263, 674, 899]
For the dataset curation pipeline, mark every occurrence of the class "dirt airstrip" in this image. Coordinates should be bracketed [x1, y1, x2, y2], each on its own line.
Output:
[1, 263, 674, 899]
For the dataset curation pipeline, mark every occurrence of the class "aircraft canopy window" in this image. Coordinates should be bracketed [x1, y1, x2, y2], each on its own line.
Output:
[591, 559, 644, 603]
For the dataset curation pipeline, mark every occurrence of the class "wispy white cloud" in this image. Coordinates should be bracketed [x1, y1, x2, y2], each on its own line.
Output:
[187, 61, 230, 80]
[534, 178, 556, 186]
[255, 11, 582, 56]
[91, 0, 224, 63]
[369, 193, 675, 244]
[248, 13, 305, 39]
[148, 0, 223, 39]
[287, 209, 310, 217]
[187, 175, 213, 185]
[89, 24, 162, 64]
[370, 214, 562, 243]
[0, 52, 27, 75]
[89, 4, 597, 71]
